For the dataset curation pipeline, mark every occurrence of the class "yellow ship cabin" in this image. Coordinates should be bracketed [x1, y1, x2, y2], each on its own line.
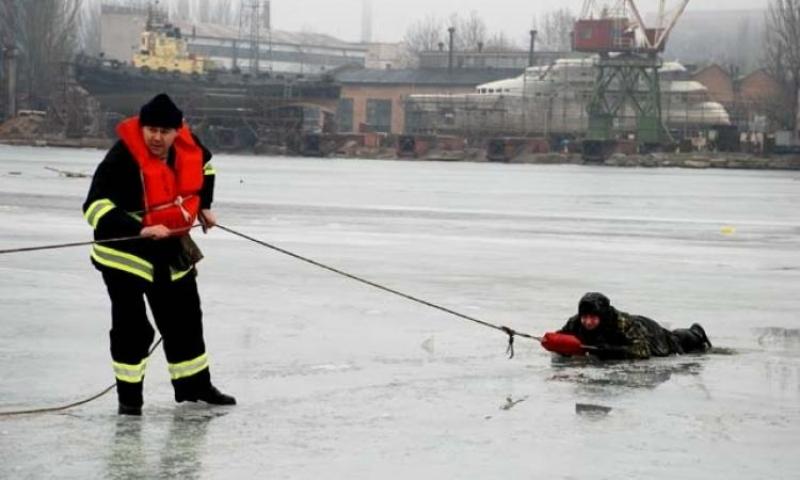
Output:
[133, 23, 214, 75]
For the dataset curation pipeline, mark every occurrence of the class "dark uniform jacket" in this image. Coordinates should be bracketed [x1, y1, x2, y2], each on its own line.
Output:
[82, 136, 215, 282]
[558, 293, 682, 360]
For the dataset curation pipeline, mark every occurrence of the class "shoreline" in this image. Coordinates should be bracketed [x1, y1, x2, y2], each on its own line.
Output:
[2, 137, 799, 170]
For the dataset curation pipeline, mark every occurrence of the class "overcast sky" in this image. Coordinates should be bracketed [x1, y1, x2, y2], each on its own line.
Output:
[269, 0, 771, 43]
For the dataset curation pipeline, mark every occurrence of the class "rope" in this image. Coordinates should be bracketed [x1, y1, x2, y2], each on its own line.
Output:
[0, 234, 144, 255]
[0, 222, 539, 417]
[0, 224, 200, 416]
[217, 224, 542, 358]
[0, 339, 163, 417]
[0, 225, 202, 255]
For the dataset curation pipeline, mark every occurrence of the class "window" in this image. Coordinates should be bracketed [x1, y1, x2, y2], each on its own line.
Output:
[366, 99, 392, 133]
[337, 98, 354, 133]
[440, 108, 455, 126]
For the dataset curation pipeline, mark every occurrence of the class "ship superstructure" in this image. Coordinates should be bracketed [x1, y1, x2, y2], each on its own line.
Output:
[73, 5, 341, 151]
[132, 8, 215, 75]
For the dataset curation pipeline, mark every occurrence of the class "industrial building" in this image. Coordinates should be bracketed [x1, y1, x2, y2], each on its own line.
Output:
[334, 67, 523, 135]
[99, 5, 367, 75]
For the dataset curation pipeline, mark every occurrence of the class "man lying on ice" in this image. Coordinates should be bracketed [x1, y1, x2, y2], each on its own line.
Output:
[541, 292, 712, 360]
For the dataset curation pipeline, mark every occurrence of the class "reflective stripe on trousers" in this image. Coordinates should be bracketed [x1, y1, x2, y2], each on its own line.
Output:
[168, 353, 209, 380]
[113, 358, 149, 383]
[93, 245, 194, 282]
[92, 244, 154, 282]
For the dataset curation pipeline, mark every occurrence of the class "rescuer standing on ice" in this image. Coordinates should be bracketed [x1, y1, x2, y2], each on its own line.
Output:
[83, 93, 235, 415]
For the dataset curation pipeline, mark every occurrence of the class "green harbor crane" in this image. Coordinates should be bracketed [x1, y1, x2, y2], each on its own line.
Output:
[574, 0, 690, 159]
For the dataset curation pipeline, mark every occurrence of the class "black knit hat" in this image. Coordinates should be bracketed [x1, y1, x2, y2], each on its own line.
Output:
[578, 292, 611, 319]
[139, 93, 183, 129]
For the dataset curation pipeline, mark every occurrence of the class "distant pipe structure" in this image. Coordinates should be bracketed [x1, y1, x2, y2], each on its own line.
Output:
[528, 30, 539, 67]
[447, 27, 455, 73]
[528, 30, 538, 67]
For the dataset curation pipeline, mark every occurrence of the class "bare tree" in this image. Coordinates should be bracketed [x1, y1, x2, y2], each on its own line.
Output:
[173, 0, 192, 20]
[403, 14, 443, 55]
[484, 32, 520, 52]
[530, 8, 575, 51]
[1, 0, 20, 118]
[1, 0, 18, 48]
[405, 10, 521, 56]
[448, 11, 487, 51]
[79, 0, 102, 55]
[17, 0, 82, 109]
[764, 0, 800, 131]
[202, 0, 240, 25]
[157, 0, 240, 26]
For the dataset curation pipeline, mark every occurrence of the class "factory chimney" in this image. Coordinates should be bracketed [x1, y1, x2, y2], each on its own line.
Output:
[361, 0, 373, 43]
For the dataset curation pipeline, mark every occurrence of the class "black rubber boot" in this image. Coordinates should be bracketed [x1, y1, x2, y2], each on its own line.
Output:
[117, 380, 144, 415]
[196, 385, 237, 405]
[672, 324, 712, 353]
[690, 323, 712, 349]
[176, 385, 236, 406]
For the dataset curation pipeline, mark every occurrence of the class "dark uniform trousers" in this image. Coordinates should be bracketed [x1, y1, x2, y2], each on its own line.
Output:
[102, 268, 212, 406]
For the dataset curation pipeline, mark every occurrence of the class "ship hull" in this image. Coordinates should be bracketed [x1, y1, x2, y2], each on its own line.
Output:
[74, 56, 340, 120]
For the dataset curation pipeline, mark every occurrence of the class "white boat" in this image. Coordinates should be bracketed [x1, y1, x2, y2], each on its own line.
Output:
[405, 57, 730, 138]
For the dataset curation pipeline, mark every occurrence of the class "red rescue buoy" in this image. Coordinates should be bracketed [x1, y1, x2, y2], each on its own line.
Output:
[541, 332, 586, 356]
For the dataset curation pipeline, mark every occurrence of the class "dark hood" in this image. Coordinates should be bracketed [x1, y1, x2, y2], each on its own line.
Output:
[578, 292, 613, 320]
[576, 292, 619, 339]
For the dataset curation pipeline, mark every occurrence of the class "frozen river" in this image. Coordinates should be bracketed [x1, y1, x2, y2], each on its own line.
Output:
[1, 144, 799, 479]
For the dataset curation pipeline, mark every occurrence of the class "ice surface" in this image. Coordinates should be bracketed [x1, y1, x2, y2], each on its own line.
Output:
[1, 145, 799, 478]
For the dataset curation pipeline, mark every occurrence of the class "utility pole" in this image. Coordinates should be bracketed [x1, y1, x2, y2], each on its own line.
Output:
[1, 0, 18, 120]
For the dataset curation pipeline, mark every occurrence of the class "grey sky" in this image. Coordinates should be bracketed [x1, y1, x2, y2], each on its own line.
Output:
[270, 0, 770, 43]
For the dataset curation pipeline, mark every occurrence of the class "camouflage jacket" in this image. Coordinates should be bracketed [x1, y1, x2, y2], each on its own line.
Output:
[558, 308, 681, 360]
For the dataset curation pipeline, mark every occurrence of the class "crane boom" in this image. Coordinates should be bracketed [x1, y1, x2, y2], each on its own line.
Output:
[655, 0, 690, 49]
[624, 0, 653, 49]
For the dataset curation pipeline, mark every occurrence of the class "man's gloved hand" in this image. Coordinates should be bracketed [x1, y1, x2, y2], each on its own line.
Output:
[198, 209, 217, 234]
[541, 332, 585, 356]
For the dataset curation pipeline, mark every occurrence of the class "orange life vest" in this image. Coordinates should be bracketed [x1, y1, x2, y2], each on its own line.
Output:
[116, 117, 204, 233]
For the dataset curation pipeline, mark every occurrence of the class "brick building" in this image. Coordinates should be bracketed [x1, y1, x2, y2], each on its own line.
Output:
[692, 64, 735, 105]
[333, 68, 522, 134]
[693, 64, 787, 130]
